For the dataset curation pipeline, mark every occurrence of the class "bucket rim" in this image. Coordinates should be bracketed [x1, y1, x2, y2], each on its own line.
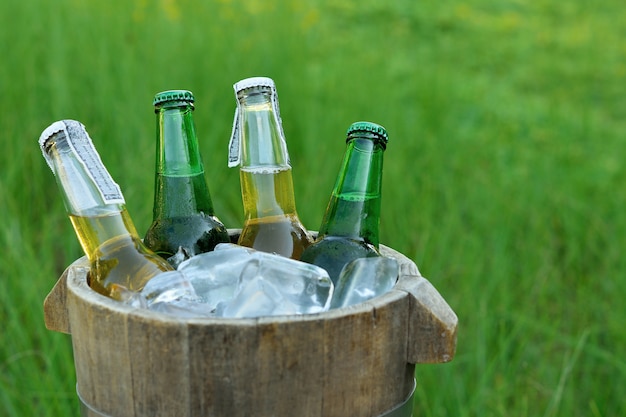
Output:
[62, 243, 421, 326]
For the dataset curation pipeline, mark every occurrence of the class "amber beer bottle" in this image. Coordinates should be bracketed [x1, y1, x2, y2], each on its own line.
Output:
[143, 90, 230, 267]
[300, 121, 388, 284]
[39, 120, 173, 299]
[228, 77, 312, 259]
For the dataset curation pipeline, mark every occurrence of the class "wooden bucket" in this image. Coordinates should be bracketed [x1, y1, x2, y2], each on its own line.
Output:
[44, 233, 457, 417]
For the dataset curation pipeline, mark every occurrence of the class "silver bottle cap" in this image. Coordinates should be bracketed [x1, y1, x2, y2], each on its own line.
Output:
[233, 76, 275, 93]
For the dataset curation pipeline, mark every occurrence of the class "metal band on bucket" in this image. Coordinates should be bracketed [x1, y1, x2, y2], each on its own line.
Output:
[78, 387, 113, 417]
[78, 380, 415, 417]
[378, 379, 416, 417]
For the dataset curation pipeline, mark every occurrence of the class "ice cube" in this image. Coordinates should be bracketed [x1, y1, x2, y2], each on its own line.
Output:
[216, 275, 288, 318]
[166, 246, 191, 270]
[113, 283, 147, 308]
[177, 244, 256, 310]
[118, 244, 333, 319]
[139, 271, 196, 303]
[216, 251, 333, 318]
[330, 257, 399, 309]
[148, 299, 215, 318]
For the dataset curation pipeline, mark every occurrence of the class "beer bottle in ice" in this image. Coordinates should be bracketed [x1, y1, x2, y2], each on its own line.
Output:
[300, 121, 388, 284]
[39, 120, 174, 299]
[228, 77, 312, 259]
[144, 90, 230, 267]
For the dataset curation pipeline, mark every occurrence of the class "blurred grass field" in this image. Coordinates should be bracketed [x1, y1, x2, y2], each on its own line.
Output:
[1, 0, 625, 415]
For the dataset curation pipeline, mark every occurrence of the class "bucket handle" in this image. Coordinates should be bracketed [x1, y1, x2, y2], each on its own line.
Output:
[44, 257, 89, 334]
[396, 275, 458, 364]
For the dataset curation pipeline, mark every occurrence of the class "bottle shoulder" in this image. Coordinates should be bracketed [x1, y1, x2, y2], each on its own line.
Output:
[144, 215, 230, 256]
[299, 235, 380, 283]
[90, 234, 173, 296]
[301, 235, 379, 261]
[238, 214, 312, 259]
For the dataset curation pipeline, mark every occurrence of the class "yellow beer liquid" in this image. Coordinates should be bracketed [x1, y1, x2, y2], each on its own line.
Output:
[70, 210, 173, 298]
[238, 167, 311, 259]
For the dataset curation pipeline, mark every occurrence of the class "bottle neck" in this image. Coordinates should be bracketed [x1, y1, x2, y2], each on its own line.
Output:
[238, 88, 289, 169]
[152, 105, 215, 218]
[318, 138, 385, 246]
[46, 131, 125, 218]
[155, 105, 203, 176]
[237, 88, 297, 219]
[43, 126, 138, 259]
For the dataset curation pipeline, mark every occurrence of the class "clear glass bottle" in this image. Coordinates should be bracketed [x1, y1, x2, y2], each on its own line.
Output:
[300, 121, 388, 284]
[228, 77, 312, 259]
[143, 90, 230, 267]
[39, 120, 173, 299]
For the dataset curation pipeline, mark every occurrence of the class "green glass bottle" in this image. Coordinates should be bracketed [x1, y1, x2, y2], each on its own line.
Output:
[300, 121, 388, 284]
[228, 77, 312, 259]
[144, 90, 230, 268]
[39, 120, 174, 299]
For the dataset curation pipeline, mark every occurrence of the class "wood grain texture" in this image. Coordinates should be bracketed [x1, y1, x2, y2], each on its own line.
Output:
[45, 236, 457, 417]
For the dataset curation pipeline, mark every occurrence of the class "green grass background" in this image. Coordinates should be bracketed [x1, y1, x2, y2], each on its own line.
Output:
[1, 0, 625, 415]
